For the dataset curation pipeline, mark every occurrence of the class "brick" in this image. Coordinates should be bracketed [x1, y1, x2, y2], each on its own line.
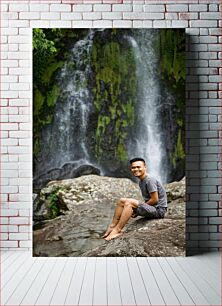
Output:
[209, 4, 219, 11]
[50, 4, 71, 11]
[73, 4, 93, 12]
[19, 210, 30, 217]
[30, 20, 50, 28]
[94, 4, 111, 11]
[209, 194, 221, 201]
[200, 162, 218, 171]
[83, 12, 102, 19]
[209, 75, 221, 83]
[8, 155, 19, 163]
[199, 52, 217, 60]
[112, 4, 132, 11]
[9, 3, 29, 11]
[189, 4, 207, 11]
[172, 20, 188, 28]
[190, 20, 218, 28]
[102, 12, 122, 19]
[71, 20, 92, 27]
[113, 20, 132, 27]
[199, 241, 221, 248]
[133, 5, 143, 12]
[143, 21, 153, 28]
[8, 146, 30, 155]
[1, 59, 18, 68]
[9, 44, 19, 51]
[0, 241, 18, 248]
[209, 60, 221, 67]
[199, 209, 218, 217]
[200, 12, 221, 19]
[9, 20, 29, 28]
[2, 123, 18, 131]
[19, 241, 32, 248]
[19, 12, 40, 19]
[30, 4, 49, 12]
[50, 20, 72, 27]
[200, 202, 218, 209]
[191, 233, 209, 240]
[9, 217, 29, 225]
[166, 5, 188, 12]
[60, 12, 82, 20]
[0, 217, 9, 225]
[165, 13, 178, 20]
[179, 12, 198, 20]
[209, 28, 221, 35]
[199, 36, 218, 44]
[1, 225, 18, 233]
[9, 233, 29, 240]
[93, 20, 112, 28]
[19, 226, 30, 233]
[143, 5, 165, 12]
[133, 20, 143, 28]
[199, 28, 209, 36]
[1, 209, 18, 217]
[41, 12, 60, 20]
[153, 20, 171, 28]
[123, 12, 164, 19]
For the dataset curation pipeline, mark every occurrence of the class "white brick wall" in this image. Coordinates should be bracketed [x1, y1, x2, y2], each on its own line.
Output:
[1, 0, 221, 254]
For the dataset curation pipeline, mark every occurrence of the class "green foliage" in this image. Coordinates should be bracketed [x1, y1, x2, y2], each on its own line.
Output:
[171, 129, 185, 169]
[91, 37, 137, 162]
[158, 29, 186, 172]
[46, 187, 68, 219]
[48, 191, 59, 219]
[159, 29, 185, 85]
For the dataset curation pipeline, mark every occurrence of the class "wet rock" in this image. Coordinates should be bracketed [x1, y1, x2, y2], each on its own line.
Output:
[33, 163, 101, 191]
[33, 175, 185, 257]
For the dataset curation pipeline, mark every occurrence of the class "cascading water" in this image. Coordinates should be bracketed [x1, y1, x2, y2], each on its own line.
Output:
[34, 29, 180, 188]
[35, 30, 97, 178]
[127, 30, 168, 183]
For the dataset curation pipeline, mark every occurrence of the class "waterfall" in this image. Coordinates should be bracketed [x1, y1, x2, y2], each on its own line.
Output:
[34, 29, 180, 187]
[127, 30, 168, 183]
[35, 30, 97, 178]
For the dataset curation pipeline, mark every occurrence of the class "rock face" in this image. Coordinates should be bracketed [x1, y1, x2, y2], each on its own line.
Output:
[33, 175, 185, 257]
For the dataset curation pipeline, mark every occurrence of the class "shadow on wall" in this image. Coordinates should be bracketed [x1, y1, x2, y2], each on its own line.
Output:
[186, 34, 218, 256]
[186, 34, 200, 256]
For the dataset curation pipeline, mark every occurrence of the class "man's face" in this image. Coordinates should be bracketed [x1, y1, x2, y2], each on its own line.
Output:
[130, 161, 146, 178]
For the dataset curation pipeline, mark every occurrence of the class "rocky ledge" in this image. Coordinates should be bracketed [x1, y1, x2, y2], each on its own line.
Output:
[33, 175, 185, 257]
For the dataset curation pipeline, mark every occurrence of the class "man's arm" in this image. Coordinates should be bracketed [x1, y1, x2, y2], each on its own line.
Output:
[146, 191, 158, 206]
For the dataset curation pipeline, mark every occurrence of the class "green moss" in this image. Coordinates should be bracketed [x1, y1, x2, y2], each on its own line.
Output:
[46, 85, 60, 107]
[171, 129, 185, 168]
[46, 187, 68, 219]
[42, 61, 64, 85]
[34, 89, 44, 116]
[91, 37, 137, 162]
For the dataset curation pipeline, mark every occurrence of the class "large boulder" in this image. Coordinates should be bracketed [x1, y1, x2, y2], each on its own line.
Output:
[33, 175, 185, 257]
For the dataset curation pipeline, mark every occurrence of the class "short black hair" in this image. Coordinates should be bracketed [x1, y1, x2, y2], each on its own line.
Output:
[129, 157, 146, 165]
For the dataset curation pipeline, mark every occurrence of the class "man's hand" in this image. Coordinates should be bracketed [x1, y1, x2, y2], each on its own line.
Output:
[131, 208, 137, 218]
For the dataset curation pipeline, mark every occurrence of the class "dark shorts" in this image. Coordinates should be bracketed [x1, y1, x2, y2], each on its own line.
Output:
[133, 203, 167, 219]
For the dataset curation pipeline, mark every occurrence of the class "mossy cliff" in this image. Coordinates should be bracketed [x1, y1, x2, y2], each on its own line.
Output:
[158, 29, 186, 179]
[90, 30, 137, 163]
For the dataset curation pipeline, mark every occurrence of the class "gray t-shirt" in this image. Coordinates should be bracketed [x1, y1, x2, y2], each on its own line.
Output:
[139, 175, 167, 208]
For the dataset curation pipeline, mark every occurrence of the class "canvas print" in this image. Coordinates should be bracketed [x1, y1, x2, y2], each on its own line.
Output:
[33, 29, 186, 257]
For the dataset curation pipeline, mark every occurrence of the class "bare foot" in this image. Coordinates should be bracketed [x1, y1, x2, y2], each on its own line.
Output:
[102, 225, 115, 238]
[104, 229, 123, 241]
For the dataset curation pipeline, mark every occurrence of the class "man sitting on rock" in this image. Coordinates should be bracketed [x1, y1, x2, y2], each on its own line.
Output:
[103, 157, 167, 241]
